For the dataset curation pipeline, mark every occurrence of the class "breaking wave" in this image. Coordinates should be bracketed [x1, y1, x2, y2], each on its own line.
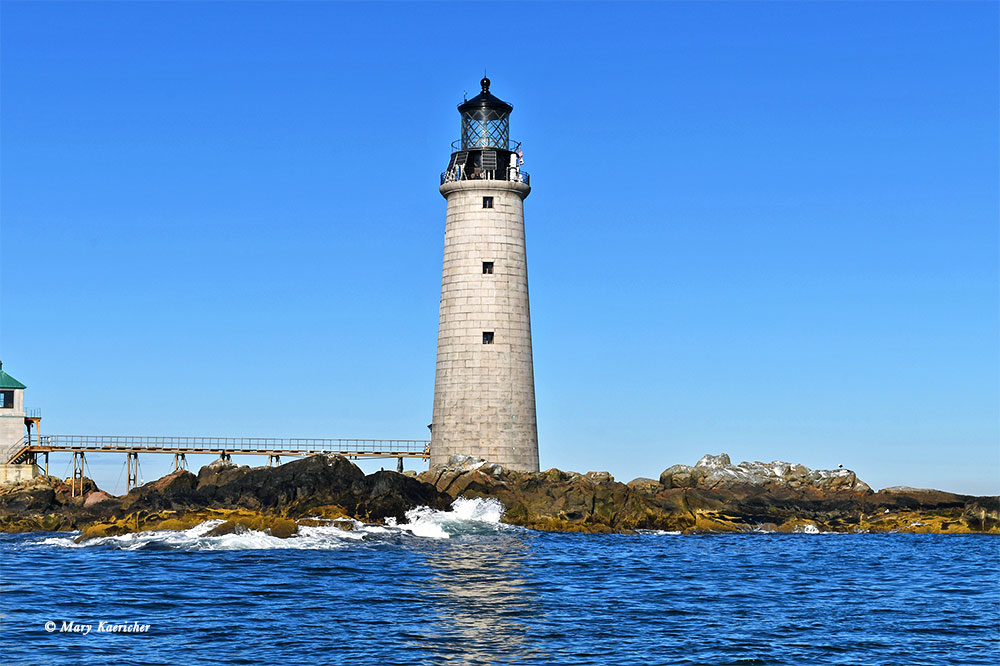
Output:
[391, 496, 506, 538]
[34, 497, 510, 551]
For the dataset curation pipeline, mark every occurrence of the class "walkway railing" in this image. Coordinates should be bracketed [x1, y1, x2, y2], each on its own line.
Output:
[2, 437, 26, 467]
[6, 435, 430, 464]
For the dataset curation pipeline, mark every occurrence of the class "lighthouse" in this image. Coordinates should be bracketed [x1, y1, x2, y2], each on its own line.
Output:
[430, 78, 539, 472]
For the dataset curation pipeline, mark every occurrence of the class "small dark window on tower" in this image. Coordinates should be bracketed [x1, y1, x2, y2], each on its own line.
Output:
[483, 332, 494, 344]
[482, 197, 494, 209]
[483, 262, 494, 274]
[0, 390, 12, 409]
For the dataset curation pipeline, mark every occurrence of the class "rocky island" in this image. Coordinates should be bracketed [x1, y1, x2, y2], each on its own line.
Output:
[1, 453, 996, 538]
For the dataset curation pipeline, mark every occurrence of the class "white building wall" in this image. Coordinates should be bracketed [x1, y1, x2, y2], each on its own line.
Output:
[1, 388, 26, 465]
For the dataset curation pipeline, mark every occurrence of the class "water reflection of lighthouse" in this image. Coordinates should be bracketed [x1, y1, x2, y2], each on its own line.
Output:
[410, 534, 545, 663]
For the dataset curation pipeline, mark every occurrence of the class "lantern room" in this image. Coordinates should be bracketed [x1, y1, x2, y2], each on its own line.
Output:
[459, 77, 513, 150]
[442, 78, 529, 186]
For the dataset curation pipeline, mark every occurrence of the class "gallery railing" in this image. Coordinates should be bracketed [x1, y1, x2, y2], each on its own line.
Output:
[440, 169, 530, 186]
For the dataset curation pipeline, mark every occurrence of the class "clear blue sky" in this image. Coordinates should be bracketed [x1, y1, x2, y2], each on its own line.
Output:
[1, 1, 997, 496]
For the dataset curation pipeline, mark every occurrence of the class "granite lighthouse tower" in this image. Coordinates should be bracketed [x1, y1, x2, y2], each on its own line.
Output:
[430, 78, 539, 472]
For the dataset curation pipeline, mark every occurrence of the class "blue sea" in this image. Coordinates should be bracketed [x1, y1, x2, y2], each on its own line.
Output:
[1, 498, 997, 665]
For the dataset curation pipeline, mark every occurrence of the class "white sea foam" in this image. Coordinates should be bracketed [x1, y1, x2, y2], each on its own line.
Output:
[749, 524, 777, 534]
[35, 497, 509, 551]
[396, 496, 506, 539]
[635, 529, 683, 535]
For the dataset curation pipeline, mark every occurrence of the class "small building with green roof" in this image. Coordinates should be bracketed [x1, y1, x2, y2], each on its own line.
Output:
[1, 361, 39, 484]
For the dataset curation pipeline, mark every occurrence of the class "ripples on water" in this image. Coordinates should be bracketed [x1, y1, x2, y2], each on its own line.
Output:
[1, 498, 997, 665]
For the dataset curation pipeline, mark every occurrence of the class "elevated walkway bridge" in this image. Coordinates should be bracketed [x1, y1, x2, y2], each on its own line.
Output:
[5, 435, 431, 495]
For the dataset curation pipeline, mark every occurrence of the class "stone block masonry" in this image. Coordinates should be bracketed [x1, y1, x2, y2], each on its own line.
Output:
[430, 180, 539, 471]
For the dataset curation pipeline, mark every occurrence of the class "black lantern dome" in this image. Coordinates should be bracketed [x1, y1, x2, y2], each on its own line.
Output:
[441, 78, 529, 186]
[457, 77, 513, 150]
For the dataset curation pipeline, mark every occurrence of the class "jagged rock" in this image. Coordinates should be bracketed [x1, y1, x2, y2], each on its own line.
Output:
[962, 497, 1000, 532]
[445, 454, 483, 471]
[868, 487, 969, 510]
[419, 458, 677, 531]
[205, 457, 238, 471]
[178, 454, 451, 522]
[204, 520, 249, 537]
[698, 453, 732, 467]
[433, 455, 504, 477]
[149, 469, 198, 493]
[75, 509, 303, 542]
[659, 454, 871, 493]
[415, 452, 997, 534]
[197, 460, 251, 489]
[357, 470, 451, 521]
[1, 452, 996, 536]
[482, 462, 504, 476]
[333, 519, 355, 531]
[268, 517, 298, 539]
[1, 454, 455, 536]
[626, 477, 659, 493]
[0, 484, 58, 513]
[0, 474, 121, 532]
[122, 469, 200, 513]
[659, 464, 695, 488]
[83, 491, 113, 508]
[54, 477, 100, 503]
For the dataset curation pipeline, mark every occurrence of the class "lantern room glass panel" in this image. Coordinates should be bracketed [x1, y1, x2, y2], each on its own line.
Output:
[461, 111, 510, 150]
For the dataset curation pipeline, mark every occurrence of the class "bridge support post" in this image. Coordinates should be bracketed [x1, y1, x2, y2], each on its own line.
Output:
[219, 452, 231, 462]
[268, 455, 280, 467]
[397, 456, 404, 473]
[44, 452, 49, 477]
[71, 452, 84, 498]
[126, 452, 139, 492]
[173, 453, 187, 472]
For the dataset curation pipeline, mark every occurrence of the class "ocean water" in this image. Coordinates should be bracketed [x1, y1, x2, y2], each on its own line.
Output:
[1, 498, 997, 666]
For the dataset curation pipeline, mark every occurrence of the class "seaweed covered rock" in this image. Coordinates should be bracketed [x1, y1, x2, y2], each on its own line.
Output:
[3, 452, 996, 536]
[419, 454, 996, 534]
[2, 455, 452, 535]
[0, 475, 121, 532]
